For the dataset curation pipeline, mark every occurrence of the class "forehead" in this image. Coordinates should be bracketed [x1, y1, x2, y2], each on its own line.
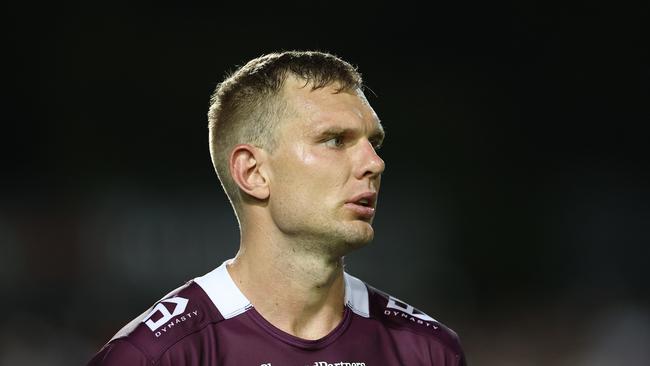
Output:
[281, 78, 383, 134]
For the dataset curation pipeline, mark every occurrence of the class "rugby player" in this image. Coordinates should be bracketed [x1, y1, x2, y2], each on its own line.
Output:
[87, 50, 466, 365]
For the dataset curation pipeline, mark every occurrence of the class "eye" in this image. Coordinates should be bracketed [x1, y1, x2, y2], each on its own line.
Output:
[324, 135, 345, 148]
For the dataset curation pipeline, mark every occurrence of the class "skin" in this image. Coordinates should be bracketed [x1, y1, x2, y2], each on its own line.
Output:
[227, 76, 385, 340]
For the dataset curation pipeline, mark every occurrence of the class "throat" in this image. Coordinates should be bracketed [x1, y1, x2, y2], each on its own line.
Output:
[227, 252, 347, 339]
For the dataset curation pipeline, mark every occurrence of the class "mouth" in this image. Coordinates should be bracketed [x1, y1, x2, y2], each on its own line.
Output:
[345, 192, 378, 219]
[347, 192, 377, 208]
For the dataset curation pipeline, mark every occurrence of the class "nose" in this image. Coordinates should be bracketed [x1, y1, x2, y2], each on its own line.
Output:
[355, 139, 385, 179]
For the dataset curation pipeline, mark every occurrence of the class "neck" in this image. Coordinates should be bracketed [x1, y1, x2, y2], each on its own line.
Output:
[227, 223, 347, 340]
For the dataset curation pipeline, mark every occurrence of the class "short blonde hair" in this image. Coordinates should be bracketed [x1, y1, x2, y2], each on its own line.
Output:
[207, 51, 363, 210]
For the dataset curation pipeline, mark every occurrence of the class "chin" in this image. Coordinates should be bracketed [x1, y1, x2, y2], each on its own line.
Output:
[313, 220, 375, 256]
[342, 223, 375, 248]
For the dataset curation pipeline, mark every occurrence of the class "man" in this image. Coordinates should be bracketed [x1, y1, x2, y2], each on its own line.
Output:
[87, 50, 466, 365]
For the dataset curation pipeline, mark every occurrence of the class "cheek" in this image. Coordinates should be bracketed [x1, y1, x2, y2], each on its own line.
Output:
[296, 144, 317, 165]
[303, 151, 351, 191]
[273, 145, 351, 197]
[296, 146, 349, 177]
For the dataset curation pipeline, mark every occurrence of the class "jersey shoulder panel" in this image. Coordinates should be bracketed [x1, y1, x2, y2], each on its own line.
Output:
[365, 283, 465, 362]
[97, 280, 224, 364]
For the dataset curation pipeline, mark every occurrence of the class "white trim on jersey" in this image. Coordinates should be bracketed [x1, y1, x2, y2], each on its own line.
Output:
[195, 259, 370, 319]
[194, 259, 251, 319]
[344, 273, 370, 318]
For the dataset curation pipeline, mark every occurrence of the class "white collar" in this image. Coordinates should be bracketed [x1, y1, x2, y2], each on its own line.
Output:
[194, 259, 369, 319]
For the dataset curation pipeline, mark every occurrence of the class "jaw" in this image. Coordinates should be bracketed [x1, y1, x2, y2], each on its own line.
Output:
[295, 219, 375, 259]
[335, 219, 375, 250]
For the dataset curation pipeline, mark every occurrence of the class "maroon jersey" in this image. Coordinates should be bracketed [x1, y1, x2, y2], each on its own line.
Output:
[88, 261, 466, 366]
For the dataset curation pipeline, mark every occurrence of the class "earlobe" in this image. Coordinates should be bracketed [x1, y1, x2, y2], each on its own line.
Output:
[229, 144, 270, 201]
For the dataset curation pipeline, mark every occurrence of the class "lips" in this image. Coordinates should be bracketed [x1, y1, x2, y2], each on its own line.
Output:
[347, 192, 377, 208]
[345, 192, 377, 219]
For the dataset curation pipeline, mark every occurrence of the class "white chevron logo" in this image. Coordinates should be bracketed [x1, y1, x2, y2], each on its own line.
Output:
[143, 297, 189, 331]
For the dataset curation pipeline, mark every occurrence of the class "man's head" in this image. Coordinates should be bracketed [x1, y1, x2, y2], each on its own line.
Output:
[208, 51, 384, 252]
[208, 51, 362, 206]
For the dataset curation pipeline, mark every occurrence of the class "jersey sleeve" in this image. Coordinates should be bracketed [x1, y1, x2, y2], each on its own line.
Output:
[86, 339, 149, 366]
[427, 335, 467, 366]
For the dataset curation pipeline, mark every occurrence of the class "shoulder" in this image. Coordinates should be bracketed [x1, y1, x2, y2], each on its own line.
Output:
[88, 279, 224, 365]
[346, 273, 465, 363]
[87, 262, 252, 366]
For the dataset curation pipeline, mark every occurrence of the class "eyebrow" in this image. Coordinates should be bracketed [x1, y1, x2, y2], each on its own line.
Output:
[316, 123, 385, 144]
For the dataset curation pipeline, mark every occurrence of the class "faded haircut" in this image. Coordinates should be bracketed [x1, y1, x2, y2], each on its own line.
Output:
[207, 50, 363, 211]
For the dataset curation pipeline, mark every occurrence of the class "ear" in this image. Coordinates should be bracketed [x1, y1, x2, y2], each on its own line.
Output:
[229, 144, 270, 201]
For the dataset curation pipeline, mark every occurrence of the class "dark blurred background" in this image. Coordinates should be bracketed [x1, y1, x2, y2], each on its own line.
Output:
[2, 2, 649, 365]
